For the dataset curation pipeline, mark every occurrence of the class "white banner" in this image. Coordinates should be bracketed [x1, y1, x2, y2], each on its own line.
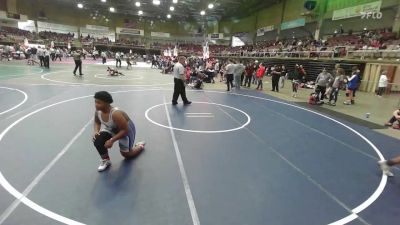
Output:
[38, 21, 78, 34]
[86, 24, 109, 31]
[18, 20, 35, 32]
[116, 27, 144, 36]
[151, 32, 170, 38]
[332, 1, 381, 20]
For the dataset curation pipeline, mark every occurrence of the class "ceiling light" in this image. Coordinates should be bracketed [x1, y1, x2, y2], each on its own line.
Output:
[109, 7, 115, 12]
[135, 2, 141, 7]
[170, 6, 174, 11]
[138, 10, 143, 15]
[200, 10, 205, 15]
[173, 0, 178, 3]
[167, 14, 171, 19]
[101, 0, 106, 2]
[153, 0, 160, 5]
[77, 3, 83, 8]
[208, 3, 214, 9]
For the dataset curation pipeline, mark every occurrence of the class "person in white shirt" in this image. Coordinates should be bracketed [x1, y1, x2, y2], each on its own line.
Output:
[115, 52, 121, 68]
[224, 59, 235, 91]
[377, 71, 388, 97]
[50, 48, 56, 61]
[37, 46, 44, 67]
[55, 48, 62, 61]
[172, 56, 191, 105]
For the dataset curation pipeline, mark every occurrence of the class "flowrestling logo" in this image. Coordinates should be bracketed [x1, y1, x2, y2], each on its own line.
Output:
[361, 11, 383, 19]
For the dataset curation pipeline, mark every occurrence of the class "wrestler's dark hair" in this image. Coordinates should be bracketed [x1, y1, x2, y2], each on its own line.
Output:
[94, 91, 113, 104]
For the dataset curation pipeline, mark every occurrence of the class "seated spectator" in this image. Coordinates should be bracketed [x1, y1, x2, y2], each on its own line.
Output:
[384, 108, 400, 129]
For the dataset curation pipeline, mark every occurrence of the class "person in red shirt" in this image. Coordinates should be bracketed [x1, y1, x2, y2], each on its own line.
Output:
[256, 63, 266, 90]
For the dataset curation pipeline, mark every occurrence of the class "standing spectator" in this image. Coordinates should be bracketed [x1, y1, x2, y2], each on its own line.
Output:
[55, 48, 62, 61]
[101, 51, 107, 64]
[256, 63, 266, 90]
[299, 65, 306, 83]
[214, 60, 220, 79]
[115, 52, 122, 68]
[244, 63, 254, 88]
[271, 65, 281, 92]
[73, 50, 83, 76]
[352, 67, 362, 101]
[377, 71, 388, 97]
[225, 59, 235, 91]
[234, 61, 245, 90]
[172, 56, 191, 105]
[126, 55, 132, 70]
[289, 64, 301, 98]
[31, 46, 37, 63]
[252, 61, 259, 85]
[344, 67, 360, 105]
[315, 68, 333, 102]
[44, 47, 50, 69]
[326, 64, 341, 98]
[279, 65, 287, 89]
[37, 46, 44, 67]
[50, 48, 56, 61]
[328, 68, 345, 106]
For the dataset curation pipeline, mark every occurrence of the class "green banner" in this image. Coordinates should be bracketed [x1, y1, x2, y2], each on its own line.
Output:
[332, 1, 381, 21]
[280, 18, 306, 30]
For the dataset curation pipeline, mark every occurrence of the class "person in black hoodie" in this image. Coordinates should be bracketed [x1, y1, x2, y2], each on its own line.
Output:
[271, 65, 281, 92]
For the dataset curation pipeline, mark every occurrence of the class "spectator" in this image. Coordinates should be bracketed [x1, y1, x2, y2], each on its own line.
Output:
[271, 65, 282, 92]
[234, 61, 245, 90]
[328, 68, 345, 106]
[225, 59, 235, 91]
[289, 64, 301, 98]
[101, 51, 107, 64]
[384, 109, 400, 128]
[44, 47, 50, 68]
[256, 63, 266, 90]
[244, 62, 254, 88]
[344, 67, 360, 105]
[315, 68, 333, 103]
[377, 71, 388, 97]
[115, 52, 122, 68]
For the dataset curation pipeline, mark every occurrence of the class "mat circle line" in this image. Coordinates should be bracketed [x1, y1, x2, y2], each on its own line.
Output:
[0, 87, 28, 116]
[145, 101, 251, 133]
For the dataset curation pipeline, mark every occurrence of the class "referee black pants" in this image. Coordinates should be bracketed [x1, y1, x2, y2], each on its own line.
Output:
[172, 78, 189, 104]
[73, 60, 82, 75]
[226, 74, 233, 91]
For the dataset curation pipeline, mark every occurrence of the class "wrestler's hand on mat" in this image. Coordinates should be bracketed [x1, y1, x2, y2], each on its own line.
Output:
[104, 139, 114, 149]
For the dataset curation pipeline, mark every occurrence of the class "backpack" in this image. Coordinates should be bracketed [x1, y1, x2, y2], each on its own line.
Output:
[308, 93, 318, 105]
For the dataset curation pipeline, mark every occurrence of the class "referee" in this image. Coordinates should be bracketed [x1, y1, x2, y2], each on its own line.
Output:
[172, 56, 191, 106]
[73, 49, 83, 76]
